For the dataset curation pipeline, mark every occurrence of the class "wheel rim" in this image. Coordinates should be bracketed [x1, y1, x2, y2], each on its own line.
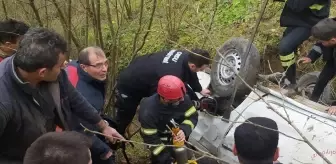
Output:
[301, 83, 315, 98]
[217, 50, 241, 86]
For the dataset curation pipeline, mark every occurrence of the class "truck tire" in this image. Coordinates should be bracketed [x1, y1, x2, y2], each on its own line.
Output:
[210, 37, 260, 98]
[297, 71, 335, 105]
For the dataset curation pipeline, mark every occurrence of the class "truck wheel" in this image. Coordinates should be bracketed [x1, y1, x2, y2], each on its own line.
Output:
[210, 37, 260, 98]
[297, 71, 335, 105]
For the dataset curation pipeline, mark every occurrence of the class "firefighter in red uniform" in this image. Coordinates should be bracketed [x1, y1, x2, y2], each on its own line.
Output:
[138, 75, 198, 164]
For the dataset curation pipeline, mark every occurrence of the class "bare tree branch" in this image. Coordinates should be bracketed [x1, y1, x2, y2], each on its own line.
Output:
[104, 0, 122, 117]
[202, 0, 218, 47]
[67, 0, 72, 55]
[44, 0, 49, 27]
[51, 0, 81, 51]
[131, 0, 157, 61]
[130, 0, 144, 58]
[123, 0, 132, 19]
[2, 0, 8, 20]
[96, 0, 104, 49]
[90, 0, 99, 45]
[29, 0, 43, 26]
[17, 1, 31, 21]
[81, 123, 225, 163]
[85, 0, 89, 46]
[105, 0, 115, 39]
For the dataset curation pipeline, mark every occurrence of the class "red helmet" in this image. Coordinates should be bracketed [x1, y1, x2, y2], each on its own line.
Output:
[157, 75, 186, 100]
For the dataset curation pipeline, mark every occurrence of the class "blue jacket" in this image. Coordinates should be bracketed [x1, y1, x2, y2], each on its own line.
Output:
[65, 60, 106, 113]
[0, 56, 101, 162]
[308, 42, 336, 64]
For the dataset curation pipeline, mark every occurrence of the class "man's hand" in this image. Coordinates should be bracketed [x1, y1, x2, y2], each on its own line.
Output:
[174, 130, 185, 142]
[200, 88, 211, 97]
[297, 57, 312, 65]
[102, 126, 125, 144]
[327, 106, 336, 115]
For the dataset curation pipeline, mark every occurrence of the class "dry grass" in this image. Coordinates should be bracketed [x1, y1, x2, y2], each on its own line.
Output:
[116, 133, 150, 164]
[116, 117, 150, 164]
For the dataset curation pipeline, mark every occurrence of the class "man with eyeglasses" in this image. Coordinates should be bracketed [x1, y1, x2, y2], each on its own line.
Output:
[66, 46, 115, 164]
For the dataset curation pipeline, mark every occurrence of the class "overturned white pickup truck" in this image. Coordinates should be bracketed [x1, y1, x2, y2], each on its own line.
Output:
[189, 38, 336, 164]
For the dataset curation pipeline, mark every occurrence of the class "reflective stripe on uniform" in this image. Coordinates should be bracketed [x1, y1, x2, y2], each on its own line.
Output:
[182, 120, 195, 129]
[160, 137, 168, 141]
[279, 53, 295, 61]
[281, 59, 296, 67]
[185, 106, 196, 117]
[280, 52, 296, 67]
[141, 128, 158, 135]
[153, 144, 165, 155]
[312, 45, 322, 54]
[310, 4, 324, 10]
[281, 1, 324, 10]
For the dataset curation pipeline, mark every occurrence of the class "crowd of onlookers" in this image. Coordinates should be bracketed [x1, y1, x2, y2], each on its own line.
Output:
[21, 117, 282, 164]
[0, 18, 284, 164]
[1, 0, 336, 162]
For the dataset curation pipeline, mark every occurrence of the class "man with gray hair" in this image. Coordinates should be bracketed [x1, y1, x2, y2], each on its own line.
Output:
[66, 46, 115, 164]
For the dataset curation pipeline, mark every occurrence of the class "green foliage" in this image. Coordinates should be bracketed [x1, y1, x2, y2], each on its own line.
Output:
[2, 0, 336, 163]
[217, 0, 257, 25]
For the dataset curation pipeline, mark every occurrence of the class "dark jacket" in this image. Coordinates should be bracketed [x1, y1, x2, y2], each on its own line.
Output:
[65, 60, 112, 157]
[0, 50, 6, 62]
[117, 50, 203, 97]
[65, 60, 106, 113]
[0, 56, 101, 162]
[307, 42, 336, 64]
[280, 0, 330, 28]
[138, 94, 198, 164]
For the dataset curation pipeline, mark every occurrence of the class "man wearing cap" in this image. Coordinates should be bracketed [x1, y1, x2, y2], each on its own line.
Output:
[233, 117, 281, 164]
[274, 0, 331, 95]
[0, 19, 29, 61]
[297, 18, 336, 107]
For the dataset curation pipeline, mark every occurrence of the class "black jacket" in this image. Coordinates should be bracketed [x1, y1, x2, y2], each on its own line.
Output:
[0, 56, 101, 162]
[307, 42, 336, 64]
[138, 94, 198, 164]
[117, 50, 203, 97]
[280, 0, 330, 28]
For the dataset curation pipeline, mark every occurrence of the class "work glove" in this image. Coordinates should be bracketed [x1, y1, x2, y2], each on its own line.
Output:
[192, 100, 201, 109]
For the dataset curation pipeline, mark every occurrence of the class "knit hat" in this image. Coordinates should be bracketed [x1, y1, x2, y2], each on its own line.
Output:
[312, 17, 336, 41]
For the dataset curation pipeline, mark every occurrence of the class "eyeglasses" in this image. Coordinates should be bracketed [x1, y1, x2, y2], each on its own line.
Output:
[86, 61, 109, 70]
